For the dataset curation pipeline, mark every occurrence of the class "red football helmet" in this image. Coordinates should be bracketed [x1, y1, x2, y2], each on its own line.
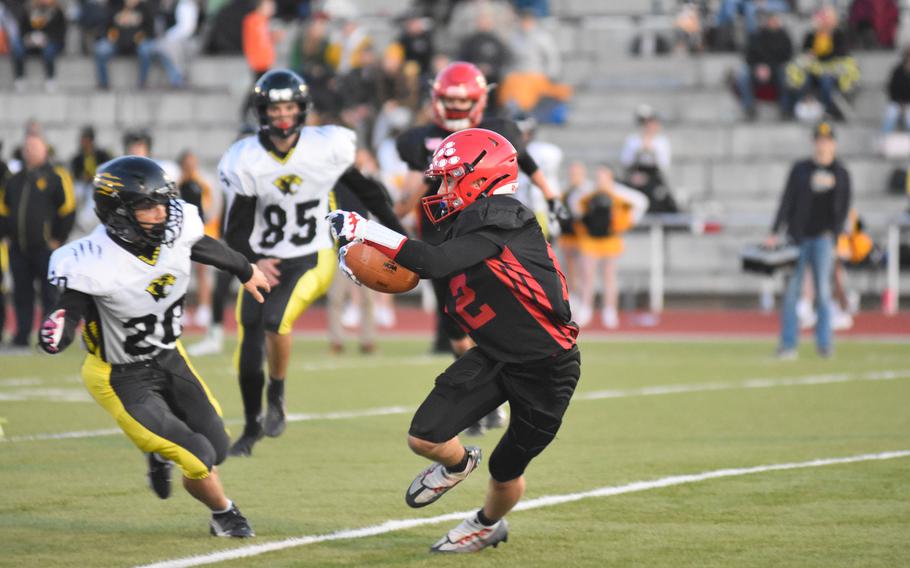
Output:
[421, 128, 518, 224]
[431, 62, 489, 131]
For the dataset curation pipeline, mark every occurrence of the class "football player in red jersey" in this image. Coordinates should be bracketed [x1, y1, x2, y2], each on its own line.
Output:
[395, 61, 566, 435]
[328, 128, 580, 553]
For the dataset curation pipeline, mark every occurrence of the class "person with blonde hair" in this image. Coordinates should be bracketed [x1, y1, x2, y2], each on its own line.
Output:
[572, 165, 647, 328]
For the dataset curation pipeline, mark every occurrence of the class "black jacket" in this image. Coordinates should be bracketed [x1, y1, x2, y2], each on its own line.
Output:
[745, 28, 793, 67]
[0, 162, 76, 251]
[887, 63, 910, 104]
[772, 158, 851, 243]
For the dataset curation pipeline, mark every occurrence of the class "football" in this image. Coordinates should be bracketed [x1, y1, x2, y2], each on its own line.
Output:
[344, 243, 419, 293]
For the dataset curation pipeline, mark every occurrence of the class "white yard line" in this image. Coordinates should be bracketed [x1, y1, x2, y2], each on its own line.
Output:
[136, 449, 910, 568]
[5, 369, 909, 443]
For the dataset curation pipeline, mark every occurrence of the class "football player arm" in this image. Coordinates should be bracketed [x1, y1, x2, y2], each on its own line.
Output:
[223, 194, 261, 263]
[38, 288, 92, 354]
[338, 167, 407, 234]
[395, 235, 501, 279]
[190, 235, 254, 282]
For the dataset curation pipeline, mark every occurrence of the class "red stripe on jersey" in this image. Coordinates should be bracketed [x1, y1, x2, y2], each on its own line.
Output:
[546, 242, 570, 301]
[484, 248, 576, 350]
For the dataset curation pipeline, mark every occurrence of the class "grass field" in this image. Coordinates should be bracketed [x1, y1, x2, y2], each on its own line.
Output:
[1, 337, 908, 568]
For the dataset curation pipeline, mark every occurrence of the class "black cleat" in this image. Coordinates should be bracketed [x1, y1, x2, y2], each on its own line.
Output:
[147, 453, 172, 499]
[228, 420, 264, 457]
[263, 386, 286, 438]
[210, 504, 255, 538]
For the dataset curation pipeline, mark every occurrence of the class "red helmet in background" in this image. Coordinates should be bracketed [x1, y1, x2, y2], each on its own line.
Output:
[421, 128, 518, 224]
[431, 62, 489, 132]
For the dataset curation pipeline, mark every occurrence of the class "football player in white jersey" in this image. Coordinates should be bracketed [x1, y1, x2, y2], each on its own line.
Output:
[220, 69, 404, 456]
[39, 156, 270, 538]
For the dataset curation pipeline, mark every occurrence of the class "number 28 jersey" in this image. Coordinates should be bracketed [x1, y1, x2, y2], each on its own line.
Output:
[218, 126, 356, 260]
[47, 202, 205, 364]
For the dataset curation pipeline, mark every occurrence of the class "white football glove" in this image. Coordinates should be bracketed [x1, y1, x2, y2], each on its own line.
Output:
[338, 243, 362, 286]
[39, 308, 66, 354]
[327, 210, 368, 242]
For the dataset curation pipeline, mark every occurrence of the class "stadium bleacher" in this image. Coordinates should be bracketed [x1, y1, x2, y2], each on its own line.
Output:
[1, 1, 907, 299]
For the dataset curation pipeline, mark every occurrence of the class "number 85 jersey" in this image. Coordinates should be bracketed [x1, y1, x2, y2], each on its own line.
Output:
[219, 126, 356, 260]
[47, 202, 205, 364]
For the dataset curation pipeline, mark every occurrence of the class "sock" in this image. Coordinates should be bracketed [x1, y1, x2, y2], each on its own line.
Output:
[445, 448, 470, 474]
[212, 499, 233, 515]
[267, 376, 285, 400]
[239, 369, 265, 424]
[476, 508, 497, 527]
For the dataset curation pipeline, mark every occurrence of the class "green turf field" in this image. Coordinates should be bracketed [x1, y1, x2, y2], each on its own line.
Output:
[1, 338, 908, 568]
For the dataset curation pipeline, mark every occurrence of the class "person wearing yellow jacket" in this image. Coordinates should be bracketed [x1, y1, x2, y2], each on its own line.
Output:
[570, 165, 647, 328]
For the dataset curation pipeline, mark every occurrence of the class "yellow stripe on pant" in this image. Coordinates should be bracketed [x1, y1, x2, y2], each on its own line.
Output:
[80, 353, 211, 479]
[278, 247, 336, 334]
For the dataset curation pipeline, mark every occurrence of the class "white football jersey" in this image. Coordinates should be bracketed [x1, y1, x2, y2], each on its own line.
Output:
[218, 126, 356, 259]
[48, 202, 205, 364]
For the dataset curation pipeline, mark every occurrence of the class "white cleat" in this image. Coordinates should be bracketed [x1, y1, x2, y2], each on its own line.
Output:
[430, 516, 509, 553]
[405, 446, 481, 508]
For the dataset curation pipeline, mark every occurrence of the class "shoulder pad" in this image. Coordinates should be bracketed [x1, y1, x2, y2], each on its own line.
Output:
[453, 196, 536, 236]
[180, 201, 205, 245]
[48, 236, 111, 295]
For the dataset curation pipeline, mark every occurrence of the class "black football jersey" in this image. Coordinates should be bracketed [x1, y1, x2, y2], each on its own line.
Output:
[395, 117, 539, 244]
[442, 195, 577, 362]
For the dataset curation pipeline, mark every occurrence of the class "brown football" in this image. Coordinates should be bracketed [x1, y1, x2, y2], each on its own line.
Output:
[345, 243, 419, 293]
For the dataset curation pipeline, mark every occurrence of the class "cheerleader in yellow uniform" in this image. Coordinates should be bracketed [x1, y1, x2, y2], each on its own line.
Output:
[571, 165, 648, 328]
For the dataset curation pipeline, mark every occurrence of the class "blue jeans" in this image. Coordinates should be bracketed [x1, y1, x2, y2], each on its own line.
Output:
[11, 38, 63, 79]
[780, 234, 834, 351]
[94, 38, 155, 88]
[716, 0, 790, 34]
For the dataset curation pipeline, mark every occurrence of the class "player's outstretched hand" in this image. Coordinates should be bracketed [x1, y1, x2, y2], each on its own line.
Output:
[326, 210, 367, 242]
[244, 264, 272, 303]
[39, 308, 66, 354]
[337, 243, 362, 286]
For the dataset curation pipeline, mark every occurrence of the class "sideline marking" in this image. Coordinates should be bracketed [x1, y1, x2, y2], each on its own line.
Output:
[137, 450, 910, 568]
[6, 369, 909, 443]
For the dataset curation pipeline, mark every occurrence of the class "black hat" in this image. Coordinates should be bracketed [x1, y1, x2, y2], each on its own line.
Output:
[813, 121, 835, 139]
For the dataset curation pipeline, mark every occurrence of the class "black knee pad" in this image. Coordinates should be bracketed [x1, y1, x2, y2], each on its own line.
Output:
[210, 428, 230, 466]
[184, 432, 217, 475]
[489, 407, 563, 482]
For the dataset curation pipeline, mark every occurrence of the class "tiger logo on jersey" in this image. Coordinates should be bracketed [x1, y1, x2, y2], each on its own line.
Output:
[273, 174, 303, 195]
[146, 274, 177, 302]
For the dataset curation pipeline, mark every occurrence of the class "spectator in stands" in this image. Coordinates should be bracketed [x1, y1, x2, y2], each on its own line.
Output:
[94, 0, 157, 90]
[714, 0, 790, 37]
[0, 1, 20, 57]
[75, 0, 109, 54]
[767, 121, 852, 359]
[148, 0, 203, 88]
[10, 0, 66, 92]
[457, 8, 512, 107]
[511, 0, 549, 18]
[785, 6, 859, 121]
[243, 0, 281, 80]
[847, 0, 898, 50]
[0, 134, 75, 350]
[241, 0, 284, 123]
[735, 9, 793, 121]
[393, 9, 434, 78]
[673, 2, 705, 54]
[881, 47, 910, 132]
[620, 105, 678, 213]
[70, 126, 112, 186]
[203, 0, 254, 54]
[69, 126, 113, 236]
[290, 10, 334, 101]
[571, 165, 648, 329]
[498, 9, 571, 123]
[326, 16, 372, 74]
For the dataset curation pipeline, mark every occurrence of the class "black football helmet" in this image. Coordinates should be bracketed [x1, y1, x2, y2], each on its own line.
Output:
[94, 156, 182, 248]
[252, 69, 311, 138]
